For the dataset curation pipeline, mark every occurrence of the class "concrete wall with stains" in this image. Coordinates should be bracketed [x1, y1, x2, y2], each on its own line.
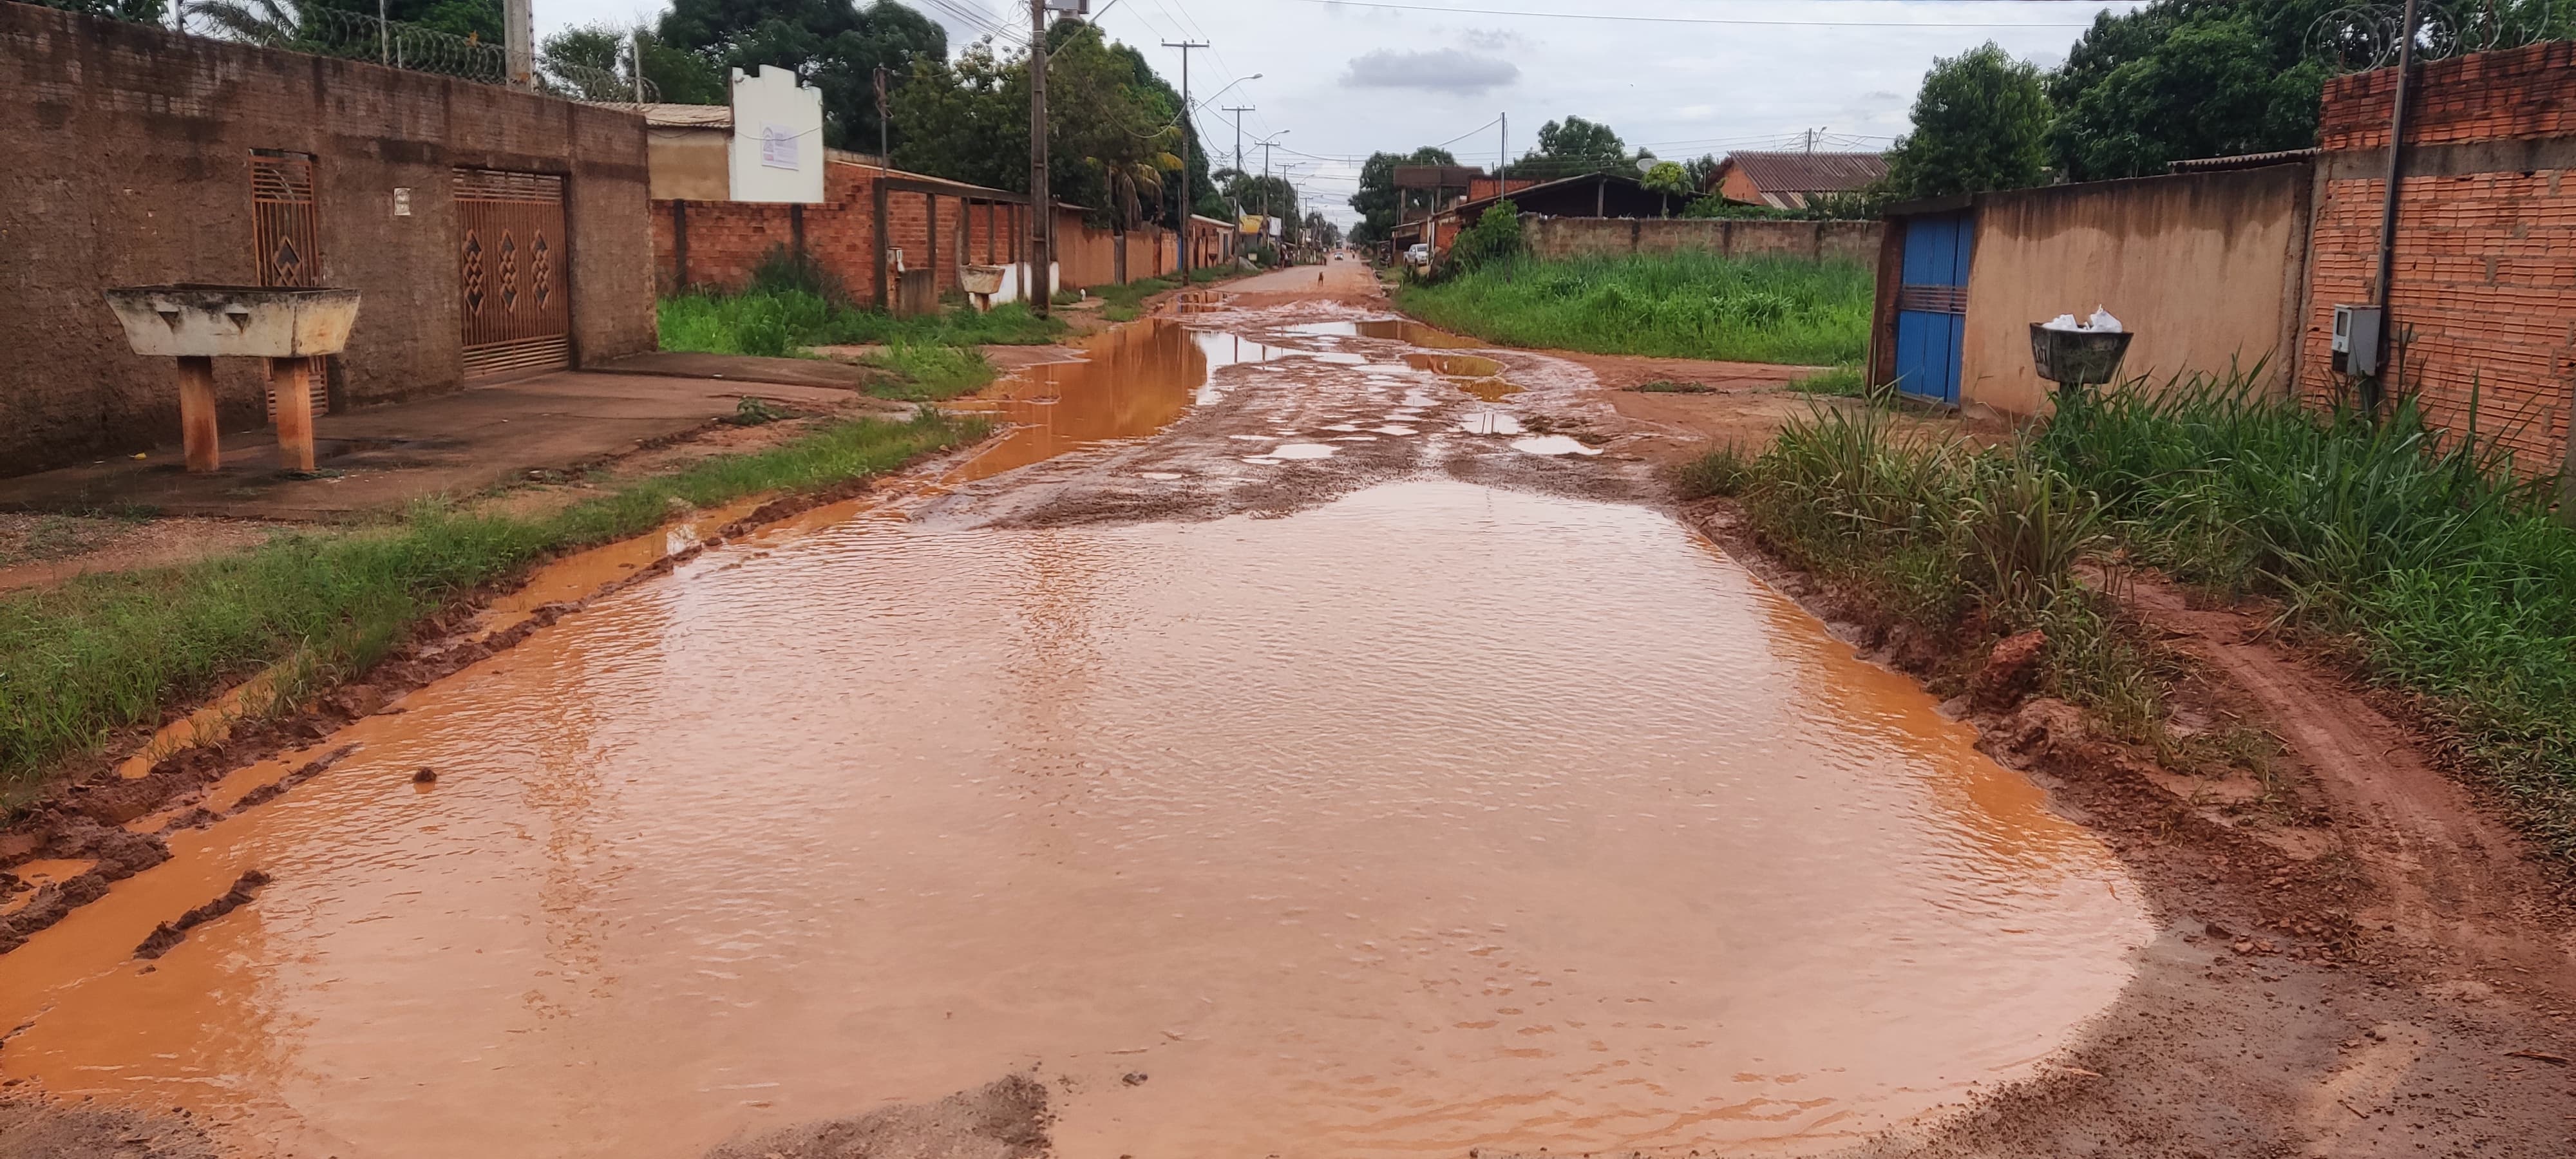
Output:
[1956, 164, 2312, 417]
[1520, 216, 1881, 265]
[1, 4, 656, 476]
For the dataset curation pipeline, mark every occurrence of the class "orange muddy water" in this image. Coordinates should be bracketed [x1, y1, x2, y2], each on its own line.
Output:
[0, 317, 2148, 1159]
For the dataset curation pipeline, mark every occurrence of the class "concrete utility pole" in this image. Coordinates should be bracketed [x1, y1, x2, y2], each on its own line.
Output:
[1164, 39, 1207, 282]
[1498, 112, 1508, 184]
[630, 29, 645, 102]
[2370, 0, 2425, 415]
[1028, 0, 1052, 315]
[503, 0, 533, 90]
[1225, 104, 1255, 214]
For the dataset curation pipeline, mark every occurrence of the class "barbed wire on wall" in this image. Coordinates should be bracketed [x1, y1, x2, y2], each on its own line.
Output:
[2307, 1, 2565, 74]
[180, 2, 657, 104]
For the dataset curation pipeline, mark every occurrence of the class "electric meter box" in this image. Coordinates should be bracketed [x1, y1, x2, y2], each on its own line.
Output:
[2333, 305, 2382, 375]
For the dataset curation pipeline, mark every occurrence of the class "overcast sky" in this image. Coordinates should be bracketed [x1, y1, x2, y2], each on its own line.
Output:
[541, 0, 2145, 227]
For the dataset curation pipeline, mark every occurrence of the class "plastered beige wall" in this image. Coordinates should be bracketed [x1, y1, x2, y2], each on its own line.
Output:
[1957, 165, 2311, 416]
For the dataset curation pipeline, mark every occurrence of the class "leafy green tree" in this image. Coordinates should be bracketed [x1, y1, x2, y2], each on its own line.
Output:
[2047, 2, 2333, 180]
[1215, 168, 1299, 235]
[1882, 42, 2052, 200]
[889, 22, 1189, 231]
[658, 0, 943, 151]
[541, 23, 724, 103]
[1511, 115, 1646, 180]
[45, 0, 178, 23]
[1347, 146, 1455, 246]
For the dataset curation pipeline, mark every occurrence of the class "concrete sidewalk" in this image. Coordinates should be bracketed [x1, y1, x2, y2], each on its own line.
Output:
[0, 370, 890, 520]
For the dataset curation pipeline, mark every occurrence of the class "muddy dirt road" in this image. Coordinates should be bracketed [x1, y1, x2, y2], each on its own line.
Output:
[3, 257, 2570, 1158]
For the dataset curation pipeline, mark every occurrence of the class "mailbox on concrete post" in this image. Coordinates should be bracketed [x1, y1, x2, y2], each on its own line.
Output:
[101, 285, 361, 474]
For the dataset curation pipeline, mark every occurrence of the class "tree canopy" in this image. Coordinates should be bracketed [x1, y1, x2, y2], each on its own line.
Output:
[658, 0, 945, 151]
[1510, 115, 1649, 181]
[888, 21, 1200, 231]
[1347, 146, 1456, 247]
[1882, 42, 2052, 200]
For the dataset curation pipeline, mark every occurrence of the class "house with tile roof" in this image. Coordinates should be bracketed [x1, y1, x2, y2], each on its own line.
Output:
[1705, 151, 1888, 209]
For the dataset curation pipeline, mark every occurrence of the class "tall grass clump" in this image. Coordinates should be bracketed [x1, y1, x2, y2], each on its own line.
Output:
[2039, 375, 2576, 855]
[1741, 408, 2159, 733]
[0, 410, 986, 794]
[860, 341, 998, 401]
[1394, 250, 1873, 365]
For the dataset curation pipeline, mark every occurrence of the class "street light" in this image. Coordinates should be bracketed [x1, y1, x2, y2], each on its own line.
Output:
[1192, 73, 1261, 110]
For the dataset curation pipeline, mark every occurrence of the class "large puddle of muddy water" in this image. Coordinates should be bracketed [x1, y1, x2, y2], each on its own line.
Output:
[0, 316, 2150, 1159]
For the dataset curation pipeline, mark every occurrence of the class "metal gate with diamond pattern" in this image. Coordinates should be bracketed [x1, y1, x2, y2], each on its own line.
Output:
[455, 169, 571, 379]
[251, 149, 325, 416]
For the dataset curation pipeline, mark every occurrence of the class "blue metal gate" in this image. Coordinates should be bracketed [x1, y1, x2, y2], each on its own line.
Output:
[1892, 212, 1972, 406]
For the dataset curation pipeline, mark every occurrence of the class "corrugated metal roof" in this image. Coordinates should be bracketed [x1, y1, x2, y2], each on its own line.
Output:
[1719, 151, 1886, 194]
[2166, 148, 2319, 173]
[601, 102, 732, 128]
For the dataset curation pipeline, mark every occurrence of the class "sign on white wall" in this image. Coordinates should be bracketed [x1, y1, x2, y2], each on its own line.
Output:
[728, 66, 824, 203]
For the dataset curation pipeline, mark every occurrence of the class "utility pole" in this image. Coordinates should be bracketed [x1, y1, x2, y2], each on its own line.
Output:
[1163, 39, 1207, 282]
[502, 0, 533, 90]
[2370, 0, 2425, 416]
[1498, 112, 1508, 186]
[1028, 0, 1051, 316]
[630, 29, 645, 102]
[1224, 104, 1255, 216]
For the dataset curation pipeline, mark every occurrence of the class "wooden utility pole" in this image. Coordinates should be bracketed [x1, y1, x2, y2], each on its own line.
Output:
[1027, 0, 1052, 315]
[1163, 40, 1207, 283]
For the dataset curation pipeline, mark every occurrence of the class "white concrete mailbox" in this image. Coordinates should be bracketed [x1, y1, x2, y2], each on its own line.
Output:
[100, 285, 363, 474]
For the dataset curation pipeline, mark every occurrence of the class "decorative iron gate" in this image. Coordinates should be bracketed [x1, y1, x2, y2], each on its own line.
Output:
[251, 149, 325, 417]
[455, 168, 571, 378]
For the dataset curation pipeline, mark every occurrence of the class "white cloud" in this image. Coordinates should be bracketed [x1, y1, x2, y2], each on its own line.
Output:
[1341, 48, 1520, 95]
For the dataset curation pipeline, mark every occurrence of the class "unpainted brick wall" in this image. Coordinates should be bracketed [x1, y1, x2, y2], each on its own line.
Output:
[2304, 41, 2576, 470]
[656, 163, 1179, 300]
[1521, 216, 1882, 265]
[2, 4, 657, 476]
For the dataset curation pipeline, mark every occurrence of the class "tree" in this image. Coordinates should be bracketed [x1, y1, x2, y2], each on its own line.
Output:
[541, 23, 724, 103]
[1882, 42, 2052, 200]
[1303, 212, 1341, 251]
[658, 0, 944, 151]
[1681, 154, 1722, 193]
[889, 23, 1188, 230]
[45, 0, 178, 23]
[2047, 2, 2331, 180]
[1348, 146, 1455, 247]
[1640, 160, 1691, 216]
[1511, 115, 1646, 181]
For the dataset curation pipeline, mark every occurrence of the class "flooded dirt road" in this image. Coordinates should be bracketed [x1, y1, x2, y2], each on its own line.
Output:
[0, 267, 2154, 1158]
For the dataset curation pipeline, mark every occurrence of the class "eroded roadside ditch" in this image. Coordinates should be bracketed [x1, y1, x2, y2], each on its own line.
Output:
[2, 284, 2567, 1159]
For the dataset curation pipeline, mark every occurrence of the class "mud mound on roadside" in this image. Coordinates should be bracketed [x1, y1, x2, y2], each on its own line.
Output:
[701, 1075, 1050, 1159]
[0, 1098, 218, 1159]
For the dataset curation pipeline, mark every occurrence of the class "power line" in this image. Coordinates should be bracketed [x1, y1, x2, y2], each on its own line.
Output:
[1283, 0, 2104, 27]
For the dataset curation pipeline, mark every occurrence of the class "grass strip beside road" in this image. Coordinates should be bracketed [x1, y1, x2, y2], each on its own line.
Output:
[0, 410, 987, 795]
[1396, 252, 1873, 366]
[1677, 375, 2576, 862]
[859, 343, 1000, 401]
[659, 291, 1065, 358]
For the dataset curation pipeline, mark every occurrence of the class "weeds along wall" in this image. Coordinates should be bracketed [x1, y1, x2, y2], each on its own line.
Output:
[1958, 164, 2314, 417]
[1520, 216, 1882, 265]
[654, 160, 1179, 301]
[0, 3, 658, 476]
[2306, 39, 2576, 475]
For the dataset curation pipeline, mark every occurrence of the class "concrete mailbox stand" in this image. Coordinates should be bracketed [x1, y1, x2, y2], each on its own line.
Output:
[101, 285, 363, 473]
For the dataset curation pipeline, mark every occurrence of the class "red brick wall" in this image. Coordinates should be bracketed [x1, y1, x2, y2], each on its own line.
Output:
[2302, 41, 2576, 471]
[2320, 41, 2576, 150]
[656, 163, 1168, 301]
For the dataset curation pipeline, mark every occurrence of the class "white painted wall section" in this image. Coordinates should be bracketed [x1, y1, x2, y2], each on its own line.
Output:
[726, 66, 824, 203]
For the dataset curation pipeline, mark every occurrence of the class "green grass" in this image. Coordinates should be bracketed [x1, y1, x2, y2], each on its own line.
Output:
[1394, 251, 1874, 365]
[858, 342, 999, 402]
[658, 289, 1065, 357]
[1788, 364, 1868, 397]
[2036, 376, 2576, 858]
[1726, 406, 2163, 739]
[0, 410, 986, 795]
